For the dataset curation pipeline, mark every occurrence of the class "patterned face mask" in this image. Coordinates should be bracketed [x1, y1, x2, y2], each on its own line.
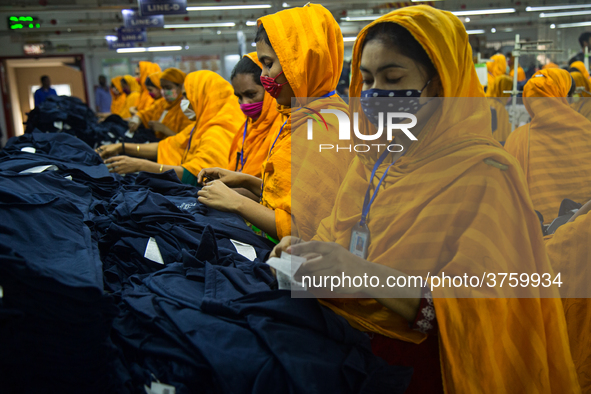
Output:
[162, 89, 178, 103]
[260, 71, 288, 98]
[360, 80, 431, 128]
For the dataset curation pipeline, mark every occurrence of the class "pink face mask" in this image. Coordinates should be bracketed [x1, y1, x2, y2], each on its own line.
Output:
[240, 101, 264, 118]
[149, 90, 159, 99]
[260, 71, 288, 98]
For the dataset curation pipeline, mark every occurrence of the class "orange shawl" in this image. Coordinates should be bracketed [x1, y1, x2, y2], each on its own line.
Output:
[505, 69, 591, 223]
[227, 52, 283, 177]
[257, 3, 355, 240]
[118, 75, 140, 118]
[570, 71, 591, 122]
[110, 76, 126, 115]
[510, 66, 526, 82]
[487, 53, 507, 88]
[315, 6, 579, 393]
[157, 70, 243, 177]
[487, 74, 513, 142]
[136, 61, 161, 111]
[570, 61, 590, 80]
[150, 68, 193, 138]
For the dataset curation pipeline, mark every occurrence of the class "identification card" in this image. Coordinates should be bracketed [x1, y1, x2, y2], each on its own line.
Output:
[349, 222, 370, 259]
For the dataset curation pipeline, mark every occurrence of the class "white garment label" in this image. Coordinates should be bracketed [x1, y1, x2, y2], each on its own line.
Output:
[230, 239, 257, 262]
[158, 110, 169, 123]
[107, 132, 115, 138]
[266, 254, 307, 291]
[144, 237, 164, 265]
[0, 286, 3, 299]
[21, 147, 36, 154]
[125, 129, 135, 138]
[53, 121, 63, 130]
[144, 383, 175, 394]
[63, 123, 71, 130]
[19, 164, 58, 174]
[64, 175, 73, 180]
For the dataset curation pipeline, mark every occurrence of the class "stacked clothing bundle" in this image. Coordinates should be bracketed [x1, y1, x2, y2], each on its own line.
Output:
[0, 132, 412, 394]
[24, 95, 159, 149]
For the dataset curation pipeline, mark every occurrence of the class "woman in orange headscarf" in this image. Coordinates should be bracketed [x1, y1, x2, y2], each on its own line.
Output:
[570, 71, 591, 121]
[133, 61, 161, 113]
[97, 70, 242, 183]
[128, 68, 194, 139]
[543, 61, 560, 69]
[226, 53, 282, 176]
[486, 53, 507, 89]
[271, 6, 580, 393]
[196, 4, 355, 242]
[569, 61, 590, 80]
[504, 68, 591, 224]
[510, 66, 526, 82]
[117, 75, 140, 119]
[487, 74, 513, 143]
[110, 76, 126, 115]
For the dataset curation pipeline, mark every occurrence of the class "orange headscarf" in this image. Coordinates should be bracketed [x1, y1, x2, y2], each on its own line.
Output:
[257, 3, 355, 240]
[570, 60, 591, 80]
[110, 76, 126, 115]
[487, 74, 513, 142]
[505, 68, 591, 223]
[510, 66, 526, 82]
[543, 61, 560, 69]
[486, 53, 507, 88]
[227, 52, 283, 177]
[570, 71, 591, 122]
[315, 6, 579, 393]
[118, 75, 141, 118]
[157, 70, 243, 179]
[136, 61, 161, 111]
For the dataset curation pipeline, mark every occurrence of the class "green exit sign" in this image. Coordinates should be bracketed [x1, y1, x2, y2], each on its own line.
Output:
[8, 16, 41, 30]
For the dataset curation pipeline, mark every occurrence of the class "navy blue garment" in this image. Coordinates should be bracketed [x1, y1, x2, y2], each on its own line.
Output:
[111, 226, 412, 394]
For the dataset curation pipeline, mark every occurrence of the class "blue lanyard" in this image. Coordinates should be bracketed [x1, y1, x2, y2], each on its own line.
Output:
[360, 143, 406, 226]
[239, 121, 248, 171]
[182, 125, 197, 164]
[260, 89, 336, 200]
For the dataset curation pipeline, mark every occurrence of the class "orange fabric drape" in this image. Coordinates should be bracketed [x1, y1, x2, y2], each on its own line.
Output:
[227, 52, 283, 177]
[314, 6, 579, 393]
[110, 76, 126, 115]
[570, 71, 591, 122]
[510, 66, 526, 82]
[486, 53, 507, 88]
[157, 70, 243, 177]
[118, 75, 141, 118]
[570, 61, 590, 80]
[487, 74, 513, 142]
[136, 61, 161, 111]
[543, 62, 560, 69]
[257, 4, 355, 240]
[504, 69, 591, 223]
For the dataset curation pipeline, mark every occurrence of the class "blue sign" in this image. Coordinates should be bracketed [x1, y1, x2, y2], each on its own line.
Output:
[118, 27, 147, 43]
[108, 41, 133, 50]
[122, 9, 164, 28]
[138, 0, 187, 16]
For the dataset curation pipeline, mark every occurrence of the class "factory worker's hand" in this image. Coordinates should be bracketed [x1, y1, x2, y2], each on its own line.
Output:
[95, 143, 122, 160]
[197, 180, 244, 213]
[104, 155, 146, 174]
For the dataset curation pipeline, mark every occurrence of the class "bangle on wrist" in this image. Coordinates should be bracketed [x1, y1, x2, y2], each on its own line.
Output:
[159, 164, 163, 173]
[137, 145, 140, 153]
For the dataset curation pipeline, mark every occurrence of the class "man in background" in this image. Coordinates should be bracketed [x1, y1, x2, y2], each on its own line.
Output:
[34, 75, 57, 107]
[95, 75, 111, 114]
[569, 32, 591, 65]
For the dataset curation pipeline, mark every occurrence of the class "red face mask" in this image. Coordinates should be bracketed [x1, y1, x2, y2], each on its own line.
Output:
[260, 71, 288, 99]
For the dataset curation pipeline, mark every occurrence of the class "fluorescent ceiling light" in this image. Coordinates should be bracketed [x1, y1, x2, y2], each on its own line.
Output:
[527, 4, 591, 11]
[164, 22, 236, 28]
[148, 46, 183, 52]
[451, 8, 515, 16]
[343, 36, 357, 42]
[282, 2, 290, 7]
[557, 21, 591, 28]
[105, 35, 118, 41]
[117, 48, 147, 53]
[246, 20, 257, 26]
[341, 15, 379, 22]
[251, 42, 257, 47]
[540, 10, 591, 17]
[466, 29, 485, 34]
[550, 23, 556, 29]
[187, 4, 271, 11]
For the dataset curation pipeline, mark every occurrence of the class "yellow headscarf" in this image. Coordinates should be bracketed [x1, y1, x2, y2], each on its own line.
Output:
[118, 75, 141, 118]
[136, 61, 161, 111]
[570, 60, 591, 80]
[510, 66, 526, 82]
[486, 53, 507, 88]
[316, 6, 579, 393]
[227, 52, 283, 177]
[543, 61, 560, 69]
[110, 76, 126, 115]
[157, 70, 243, 178]
[148, 71, 162, 90]
[160, 68, 186, 110]
[257, 3, 355, 240]
[487, 74, 513, 142]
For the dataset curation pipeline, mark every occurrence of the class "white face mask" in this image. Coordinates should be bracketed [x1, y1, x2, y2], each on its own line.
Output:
[180, 98, 196, 120]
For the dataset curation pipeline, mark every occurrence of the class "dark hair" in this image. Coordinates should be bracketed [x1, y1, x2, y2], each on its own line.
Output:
[362, 22, 437, 79]
[120, 78, 129, 87]
[231, 56, 263, 86]
[569, 75, 576, 96]
[254, 24, 272, 47]
[145, 77, 155, 88]
[40, 75, 49, 83]
[579, 32, 591, 47]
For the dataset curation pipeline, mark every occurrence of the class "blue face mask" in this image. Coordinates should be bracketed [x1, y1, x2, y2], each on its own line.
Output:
[360, 80, 431, 128]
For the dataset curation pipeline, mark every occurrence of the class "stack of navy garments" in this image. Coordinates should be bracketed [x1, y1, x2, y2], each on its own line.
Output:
[0, 132, 413, 394]
[24, 95, 159, 149]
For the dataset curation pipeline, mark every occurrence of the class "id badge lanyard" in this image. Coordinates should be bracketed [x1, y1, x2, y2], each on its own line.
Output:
[349, 144, 406, 259]
[236, 121, 248, 172]
[259, 90, 336, 200]
[182, 125, 197, 164]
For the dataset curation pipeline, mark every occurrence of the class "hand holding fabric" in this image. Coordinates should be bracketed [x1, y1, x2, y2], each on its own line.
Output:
[197, 180, 245, 213]
[95, 143, 122, 160]
[197, 167, 251, 188]
[104, 156, 147, 174]
[269, 236, 303, 259]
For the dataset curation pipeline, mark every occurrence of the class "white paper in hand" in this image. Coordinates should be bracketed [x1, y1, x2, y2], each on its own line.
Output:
[266, 253, 307, 291]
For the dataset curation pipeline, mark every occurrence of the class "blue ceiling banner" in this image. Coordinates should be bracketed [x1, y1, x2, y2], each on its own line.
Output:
[117, 27, 147, 43]
[122, 9, 164, 28]
[108, 40, 133, 50]
[138, 0, 187, 16]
